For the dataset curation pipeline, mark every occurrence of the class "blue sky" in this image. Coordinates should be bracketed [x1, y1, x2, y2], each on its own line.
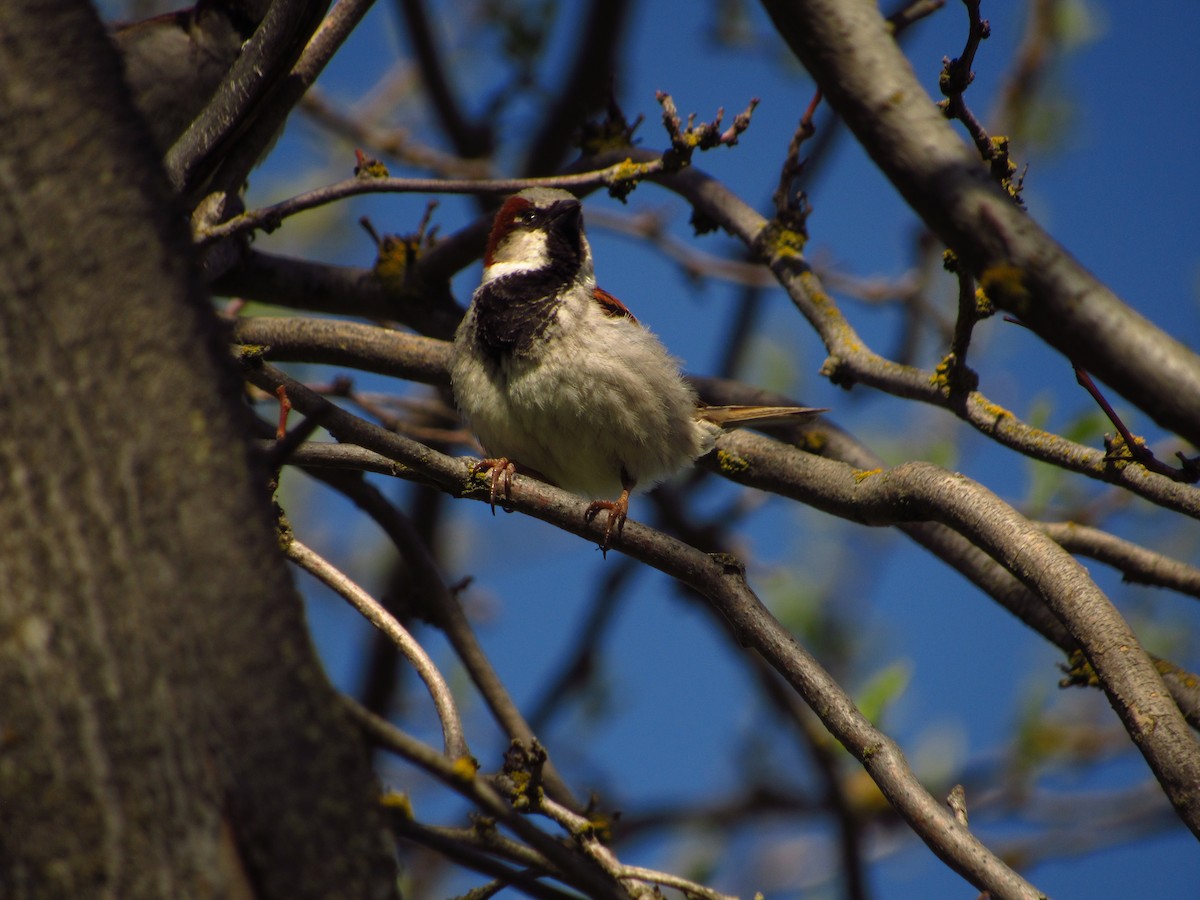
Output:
[236, 1, 1200, 895]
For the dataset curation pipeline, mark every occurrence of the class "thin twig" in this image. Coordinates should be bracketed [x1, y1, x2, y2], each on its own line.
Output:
[300, 89, 492, 178]
[585, 207, 776, 288]
[937, 0, 993, 158]
[947, 262, 981, 371]
[536, 794, 735, 900]
[1073, 365, 1198, 481]
[291, 459, 582, 810]
[387, 817, 577, 900]
[194, 162, 661, 246]
[284, 537, 469, 760]
[772, 88, 821, 226]
[342, 698, 632, 900]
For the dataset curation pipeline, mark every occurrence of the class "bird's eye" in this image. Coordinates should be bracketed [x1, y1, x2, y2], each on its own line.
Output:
[514, 209, 538, 227]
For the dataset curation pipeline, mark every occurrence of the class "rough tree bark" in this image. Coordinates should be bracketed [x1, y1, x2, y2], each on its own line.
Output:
[0, 1, 398, 896]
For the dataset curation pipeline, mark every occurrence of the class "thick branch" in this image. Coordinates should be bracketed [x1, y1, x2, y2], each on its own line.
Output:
[758, 0, 1200, 448]
[232, 323, 1200, 731]
[710, 430, 1200, 836]
[243, 363, 1045, 898]
[599, 152, 1200, 519]
[165, 0, 329, 193]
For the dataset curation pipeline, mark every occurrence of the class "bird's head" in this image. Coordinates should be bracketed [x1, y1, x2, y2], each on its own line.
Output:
[480, 187, 593, 288]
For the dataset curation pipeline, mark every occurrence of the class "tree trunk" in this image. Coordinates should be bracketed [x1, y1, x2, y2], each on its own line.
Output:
[0, 1, 398, 896]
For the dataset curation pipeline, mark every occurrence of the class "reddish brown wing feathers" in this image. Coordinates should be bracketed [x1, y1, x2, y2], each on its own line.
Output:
[593, 286, 638, 323]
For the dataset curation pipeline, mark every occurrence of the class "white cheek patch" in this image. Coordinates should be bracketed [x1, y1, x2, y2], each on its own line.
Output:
[482, 229, 550, 283]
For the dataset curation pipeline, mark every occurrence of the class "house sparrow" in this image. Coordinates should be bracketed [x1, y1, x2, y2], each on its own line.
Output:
[451, 187, 822, 550]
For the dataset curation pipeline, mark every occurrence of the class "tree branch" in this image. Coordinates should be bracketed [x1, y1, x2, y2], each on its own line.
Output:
[243, 362, 1046, 898]
[395, 0, 493, 159]
[342, 699, 631, 899]
[1037, 521, 1200, 598]
[244, 337, 1200, 731]
[707, 429, 1200, 837]
[758, 0, 1200, 448]
[214, 250, 463, 339]
[611, 153, 1200, 518]
[295, 464, 581, 809]
[205, 0, 377, 198]
[284, 536, 469, 759]
[193, 162, 662, 246]
[165, 0, 329, 194]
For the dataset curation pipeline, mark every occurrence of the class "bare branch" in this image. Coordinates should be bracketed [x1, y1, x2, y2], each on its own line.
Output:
[194, 161, 661, 246]
[601, 152, 1200, 519]
[294, 463, 581, 809]
[387, 817, 576, 899]
[284, 537, 469, 760]
[395, 0, 493, 158]
[656, 91, 760, 170]
[229, 316, 1200, 733]
[342, 700, 631, 900]
[213, 249, 463, 339]
[232, 316, 452, 384]
[206, 0, 379, 197]
[1038, 521, 1200, 598]
[242, 362, 1046, 899]
[708, 428, 1200, 838]
[164, 0, 328, 194]
[300, 88, 492, 178]
[759, 0, 1200, 448]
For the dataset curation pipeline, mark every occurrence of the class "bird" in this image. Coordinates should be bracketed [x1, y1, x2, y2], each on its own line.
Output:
[450, 187, 823, 551]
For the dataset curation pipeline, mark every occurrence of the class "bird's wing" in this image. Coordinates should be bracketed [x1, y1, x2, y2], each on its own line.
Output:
[592, 286, 638, 323]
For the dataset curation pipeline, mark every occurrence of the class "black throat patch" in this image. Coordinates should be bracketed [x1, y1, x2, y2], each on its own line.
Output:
[472, 274, 562, 359]
[472, 220, 584, 360]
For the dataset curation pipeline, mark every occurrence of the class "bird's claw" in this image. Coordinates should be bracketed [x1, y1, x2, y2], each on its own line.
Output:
[473, 458, 516, 514]
[585, 492, 630, 556]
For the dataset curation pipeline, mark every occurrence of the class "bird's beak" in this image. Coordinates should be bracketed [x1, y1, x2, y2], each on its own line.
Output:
[547, 198, 582, 229]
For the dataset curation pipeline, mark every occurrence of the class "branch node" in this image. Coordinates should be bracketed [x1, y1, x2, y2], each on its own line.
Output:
[656, 91, 758, 171]
[946, 784, 969, 826]
[360, 202, 441, 292]
[353, 147, 390, 179]
[500, 739, 548, 811]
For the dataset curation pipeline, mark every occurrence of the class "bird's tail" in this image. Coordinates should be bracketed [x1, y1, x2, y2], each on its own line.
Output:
[696, 405, 826, 429]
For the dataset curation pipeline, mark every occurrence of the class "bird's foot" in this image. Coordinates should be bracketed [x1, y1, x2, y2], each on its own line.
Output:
[585, 489, 630, 555]
[472, 457, 517, 514]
